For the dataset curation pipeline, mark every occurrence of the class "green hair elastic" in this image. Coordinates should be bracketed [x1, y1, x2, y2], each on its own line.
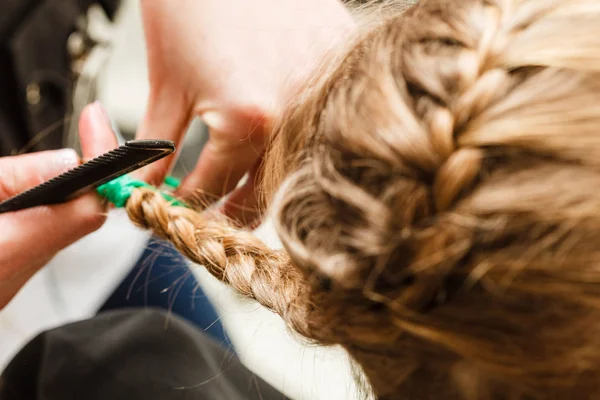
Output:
[97, 174, 187, 208]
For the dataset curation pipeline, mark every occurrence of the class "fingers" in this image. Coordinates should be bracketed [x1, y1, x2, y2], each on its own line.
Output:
[0, 149, 80, 200]
[76, 101, 119, 211]
[176, 107, 269, 203]
[72, 101, 119, 220]
[0, 102, 118, 201]
[0, 193, 107, 308]
[4, 193, 107, 254]
[2, 102, 119, 254]
[0, 102, 120, 309]
[78, 102, 119, 160]
[177, 129, 264, 206]
[0, 102, 121, 309]
[134, 93, 192, 185]
[0, 160, 102, 309]
[220, 158, 263, 227]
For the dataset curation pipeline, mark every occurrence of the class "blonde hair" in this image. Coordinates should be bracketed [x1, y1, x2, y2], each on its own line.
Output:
[126, 0, 600, 398]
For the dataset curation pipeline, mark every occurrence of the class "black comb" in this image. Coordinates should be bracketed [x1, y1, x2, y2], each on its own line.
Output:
[0, 139, 175, 214]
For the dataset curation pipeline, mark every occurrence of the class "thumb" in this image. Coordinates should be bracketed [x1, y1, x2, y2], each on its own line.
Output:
[0, 149, 81, 200]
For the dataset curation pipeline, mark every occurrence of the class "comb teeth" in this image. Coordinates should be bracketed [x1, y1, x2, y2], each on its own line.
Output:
[11, 147, 134, 196]
[44, 147, 133, 183]
[0, 140, 175, 213]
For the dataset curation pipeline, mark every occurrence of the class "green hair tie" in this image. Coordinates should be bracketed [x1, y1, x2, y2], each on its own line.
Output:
[164, 175, 181, 190]
[97, 175, 187, 208]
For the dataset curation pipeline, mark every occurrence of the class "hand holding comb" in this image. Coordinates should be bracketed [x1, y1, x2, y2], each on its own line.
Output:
[0, 140, 175, 214]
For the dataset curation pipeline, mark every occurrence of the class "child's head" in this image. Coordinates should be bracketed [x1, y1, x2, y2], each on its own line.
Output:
[127, 0, 600, 398]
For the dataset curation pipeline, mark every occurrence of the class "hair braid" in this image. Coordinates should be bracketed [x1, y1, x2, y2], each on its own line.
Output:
[124, 189, 317, 338]
[120, 0, 600, 398]
[267, 0, 600, 398]
[400, 0, 537, 211]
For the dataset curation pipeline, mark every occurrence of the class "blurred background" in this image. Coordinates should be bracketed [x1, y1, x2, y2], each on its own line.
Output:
[0, 1, 366, 399]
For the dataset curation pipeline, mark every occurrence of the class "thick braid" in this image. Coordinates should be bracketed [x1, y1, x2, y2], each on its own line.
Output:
[115, 0, 600, 398]
[400, 0, 524, 211]
[124, 188, 315, 339]
[266, 0, 600, 399]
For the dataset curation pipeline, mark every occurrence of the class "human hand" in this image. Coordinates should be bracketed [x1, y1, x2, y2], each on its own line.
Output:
[0, 103, 118, 309]
[135, 0, 355, 224]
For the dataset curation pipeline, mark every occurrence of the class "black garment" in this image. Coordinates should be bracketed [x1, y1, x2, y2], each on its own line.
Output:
[0, 308, 288, 400]
[0, 0, 120, 156]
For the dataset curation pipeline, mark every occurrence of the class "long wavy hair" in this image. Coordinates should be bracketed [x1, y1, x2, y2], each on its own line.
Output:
[125, 1, 600, 398]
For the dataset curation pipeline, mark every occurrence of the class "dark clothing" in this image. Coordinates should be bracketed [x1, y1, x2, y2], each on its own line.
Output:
[0, 308, 288, 400]
[0, 0, 120, 156]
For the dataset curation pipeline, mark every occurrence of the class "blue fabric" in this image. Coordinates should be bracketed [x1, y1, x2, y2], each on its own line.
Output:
[99, 237, 231, 348]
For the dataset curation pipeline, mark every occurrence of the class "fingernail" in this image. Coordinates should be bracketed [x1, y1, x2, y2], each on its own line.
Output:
[202, 111, 229, 132]
[91, 101, 112, 126]
[55, 148, 80, 168]
[92, 101, 111, 124]
[85, 102, 113, 139]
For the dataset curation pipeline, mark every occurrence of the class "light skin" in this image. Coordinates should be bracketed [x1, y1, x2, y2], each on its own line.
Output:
[135, 0, 355, 224]
[0, 103, 118, 309]
[0, 0, 355, 307]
